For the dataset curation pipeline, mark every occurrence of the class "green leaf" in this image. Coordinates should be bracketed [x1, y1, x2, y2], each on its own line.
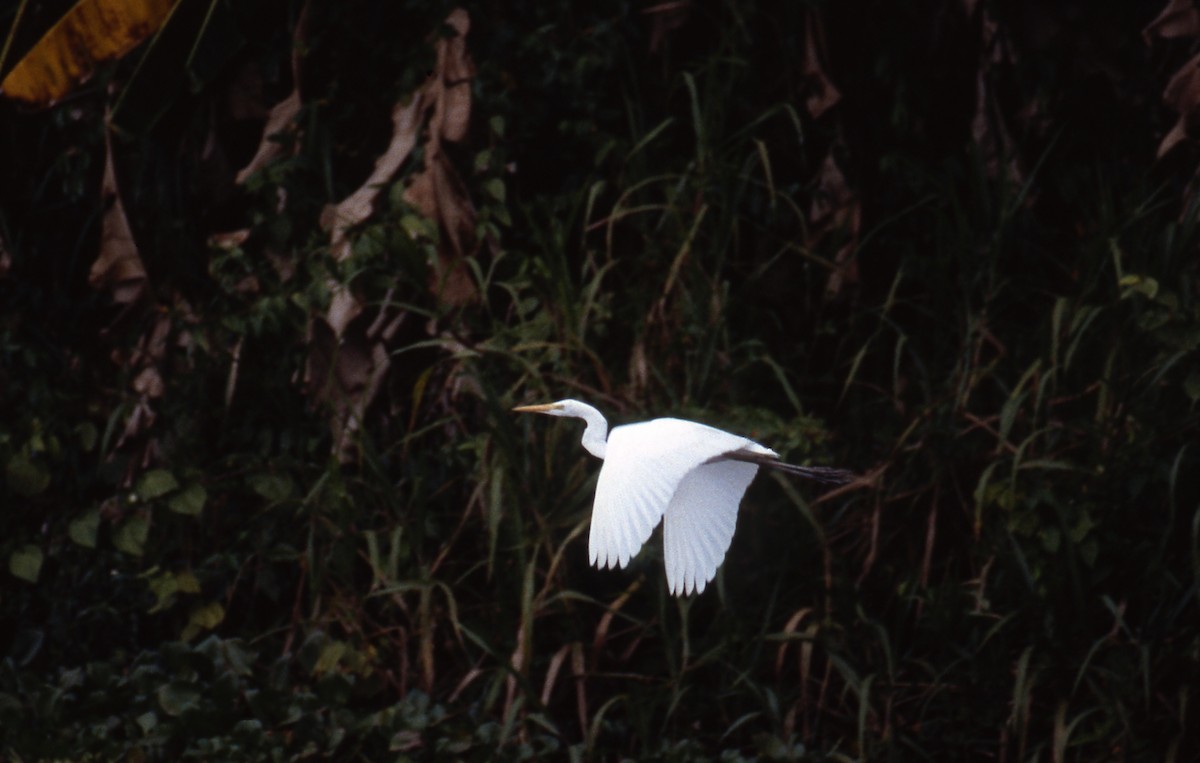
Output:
[168, 483, 207, 515]
[484, 178, 506, 203]
[1118, 273, 1158, 299]
[137, 469, 179, 499]
[181, 601, 225, 641]
[68, 508, 101, 548]
[314, 641, 347, 675]
[136, 711, 158, 733]
[75, 422, 99, 452]
[176, 570, 201, 593]
[113, 515, 150, 556]
[249, 473, 294, 502]
[9, 545, 44, 583]
[5, 455, 50, 497]
[157, 682, 201, 717]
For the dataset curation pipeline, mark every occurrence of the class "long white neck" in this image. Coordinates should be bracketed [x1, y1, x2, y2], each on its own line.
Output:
[570, 402, 609, 459]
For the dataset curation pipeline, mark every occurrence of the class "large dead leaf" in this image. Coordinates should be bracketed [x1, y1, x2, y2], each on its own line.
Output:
[1157, 52, 1200, 158]
[802, 10, 840, 119]
[644, 1, 692, 54]
[234, 2, 309, 184]
[404, 9, 478, 307]
[310, 7, 477, 461]
[113, 311, 171, 472]
[90, 122, 148, 304]
[809, 152, 860, 295]
[1, 0, 175, 108]
[970, 10, 1024, 186]
[1144, 0, 1200, 43]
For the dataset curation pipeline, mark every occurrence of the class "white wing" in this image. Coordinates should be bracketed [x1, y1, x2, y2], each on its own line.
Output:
[662, 459, 758, 595]
[588, 418, 769, 573]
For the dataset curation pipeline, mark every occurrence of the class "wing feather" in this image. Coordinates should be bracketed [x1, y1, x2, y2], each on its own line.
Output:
[588, 418, 759, 571]
[662, 459, 759, 595]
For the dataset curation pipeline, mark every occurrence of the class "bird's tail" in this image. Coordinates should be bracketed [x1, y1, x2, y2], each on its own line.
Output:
[718, 449, 855, 485]
[759, 461, 855, 484]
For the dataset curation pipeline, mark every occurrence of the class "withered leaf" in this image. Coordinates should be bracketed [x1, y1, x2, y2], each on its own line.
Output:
[809, 153, 860, 295]
[234, 89, 302, 184]
[234, 1, 309, 184]
[1158, 52, 1200, 157]
[802, 11, 841, 119]
[90, 124, 148, 304]
[1144, 0, 1200, 44]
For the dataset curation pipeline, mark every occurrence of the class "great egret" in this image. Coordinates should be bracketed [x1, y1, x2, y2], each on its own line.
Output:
[513, 399, 852, 596]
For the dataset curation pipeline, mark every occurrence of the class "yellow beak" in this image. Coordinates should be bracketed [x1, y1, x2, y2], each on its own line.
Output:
[512, 403, 560, 413]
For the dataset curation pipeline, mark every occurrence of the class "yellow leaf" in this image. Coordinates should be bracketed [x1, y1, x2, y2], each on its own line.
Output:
[1, 0, 176, 108]
[181, 601, 224, 640]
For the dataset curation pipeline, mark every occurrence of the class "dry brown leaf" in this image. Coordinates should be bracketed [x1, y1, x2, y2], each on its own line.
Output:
[114, 312, 172, 452]
[307, 7, 479, 461]
[0, 0, 174, 108]
[809, 153, 860, 295]
[802, 10, 841, 119]
[970, 11, 1024, 185]
[403, 152, 478, 306]
[1158, 52, 1200, 157]
[0, 234, 11, 278]
[1144, 0, 1200, 43]
[234, 2, 309, 184]
[90, 123, 148, 304]
[322, 94, 426, 265]
[401, 7, 478, 307]
[644, 1, 692, 54]
[438, 9, 475, 142]
[235, 90, 302, 184]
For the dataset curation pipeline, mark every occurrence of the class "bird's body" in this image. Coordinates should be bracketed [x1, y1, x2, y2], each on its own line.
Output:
[513, 399, 851, 596]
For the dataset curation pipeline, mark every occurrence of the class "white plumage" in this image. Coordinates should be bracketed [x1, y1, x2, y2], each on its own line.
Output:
[513, 399, 851, 596]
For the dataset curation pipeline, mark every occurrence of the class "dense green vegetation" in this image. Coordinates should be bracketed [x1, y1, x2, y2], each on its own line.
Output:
[2, 1, 1198, 759]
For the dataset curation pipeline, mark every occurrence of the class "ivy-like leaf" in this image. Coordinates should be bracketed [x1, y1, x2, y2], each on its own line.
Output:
[68, 509, 101, 548]
[5, 455, 50, 497]
[137, 469, 179, 499]
[168, 483, 207, 515]
[113, 516, 150, 556]
[9, 545, 44, 583]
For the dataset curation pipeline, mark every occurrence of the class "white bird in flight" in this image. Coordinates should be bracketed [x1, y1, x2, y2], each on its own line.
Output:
[513, 399, 852, 596]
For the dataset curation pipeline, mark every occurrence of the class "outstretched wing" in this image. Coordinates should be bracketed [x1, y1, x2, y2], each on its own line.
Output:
[662, 458, 759, 596]
[589, 418, 762, 571]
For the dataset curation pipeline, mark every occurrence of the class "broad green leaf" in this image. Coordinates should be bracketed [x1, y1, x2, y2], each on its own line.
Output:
[168, 483, 206, 515]
[5, 455, 50, 497]
[157, 682, 200, 717]
[249, 473, 294, 502]
[68, 508, 101, 548]
[176, 570, 201, 593]
[137, 469, 179, 499]
[314, 641, 347, 675]
[147, 570, 197, 612]
[9, 545, 44, 583]
[181, 601, 225, 641]
[484, 178, 506, 203]
[136, 711, 158, 733]
[113, 516, 150, 556]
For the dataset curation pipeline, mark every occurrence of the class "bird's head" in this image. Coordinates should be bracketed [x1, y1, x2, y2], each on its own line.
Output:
[512, 399, 585, 418]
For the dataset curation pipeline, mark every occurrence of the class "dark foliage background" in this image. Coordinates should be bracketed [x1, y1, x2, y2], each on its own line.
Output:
[2, 0, 1199, 760]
